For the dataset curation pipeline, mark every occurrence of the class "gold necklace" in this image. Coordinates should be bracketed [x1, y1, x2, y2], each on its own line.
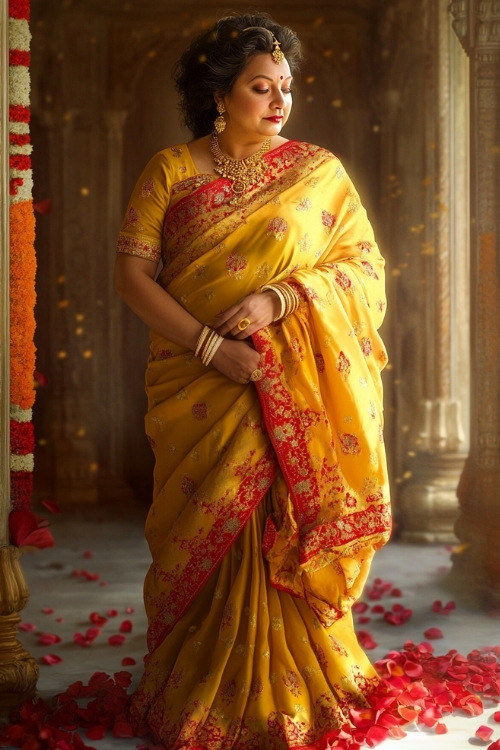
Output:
[210, 132, 271, 203]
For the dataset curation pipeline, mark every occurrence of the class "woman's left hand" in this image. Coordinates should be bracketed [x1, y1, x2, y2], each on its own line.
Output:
[214, 291, 280, 339]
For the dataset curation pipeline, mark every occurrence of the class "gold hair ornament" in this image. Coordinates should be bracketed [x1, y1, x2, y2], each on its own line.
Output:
[270, 34, 285, 64]
[242, 27, 285, 65]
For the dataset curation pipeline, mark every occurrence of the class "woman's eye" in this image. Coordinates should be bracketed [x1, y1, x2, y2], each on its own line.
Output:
[254, 88, 269, 94]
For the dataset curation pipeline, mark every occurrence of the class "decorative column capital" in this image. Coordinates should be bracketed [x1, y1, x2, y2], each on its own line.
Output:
[450, 0, 500, 53]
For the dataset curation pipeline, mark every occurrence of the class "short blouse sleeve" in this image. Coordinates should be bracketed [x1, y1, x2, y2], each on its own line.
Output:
[116, 149, 175, 263]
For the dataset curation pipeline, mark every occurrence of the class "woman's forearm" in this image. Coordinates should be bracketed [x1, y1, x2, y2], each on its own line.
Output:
[114, 255, 203, 351]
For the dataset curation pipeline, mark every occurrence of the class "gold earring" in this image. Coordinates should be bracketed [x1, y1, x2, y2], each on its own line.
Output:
[214, 102, 226, 134]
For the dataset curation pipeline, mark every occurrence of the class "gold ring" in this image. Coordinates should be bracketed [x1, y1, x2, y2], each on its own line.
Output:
[237, 317, 251, 331]
[249, 368, 263, 382]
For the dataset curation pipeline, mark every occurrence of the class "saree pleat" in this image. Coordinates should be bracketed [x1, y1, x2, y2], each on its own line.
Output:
[117, 141, 392, 748]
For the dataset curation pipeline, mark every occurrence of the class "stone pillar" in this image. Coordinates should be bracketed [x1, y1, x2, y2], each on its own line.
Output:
[449, 0, 500, 605]
[398, 0, 470, 542]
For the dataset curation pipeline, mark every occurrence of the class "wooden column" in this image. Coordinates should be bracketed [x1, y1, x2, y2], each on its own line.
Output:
[449, 0, 500, 605]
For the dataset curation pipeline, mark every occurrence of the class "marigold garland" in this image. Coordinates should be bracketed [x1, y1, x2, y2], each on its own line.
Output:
[8, 0, 37, 523]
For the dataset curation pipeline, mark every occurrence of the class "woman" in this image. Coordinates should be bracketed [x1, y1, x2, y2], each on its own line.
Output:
[114, 12, 392, 749]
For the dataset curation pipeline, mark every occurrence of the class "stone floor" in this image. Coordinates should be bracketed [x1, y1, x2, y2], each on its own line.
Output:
[4, 506, 500, 749]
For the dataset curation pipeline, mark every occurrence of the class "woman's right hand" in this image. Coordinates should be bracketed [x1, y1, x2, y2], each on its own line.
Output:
[211, 338, 262, 384]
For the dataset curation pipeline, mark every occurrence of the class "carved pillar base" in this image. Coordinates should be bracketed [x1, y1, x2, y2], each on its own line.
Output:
[398, 452, 463, 543]
[0, 546, 39, 714]
[449, 458, 500, 609]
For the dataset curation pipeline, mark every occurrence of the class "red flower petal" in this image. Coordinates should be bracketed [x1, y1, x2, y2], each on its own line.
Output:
[424, 627, 444, 639]
[41, 499, 61, 514]
[121, 657, 136, 666]
[475, 725, 494, 742]
[125, 607, 135, 614]
[435, 722, 448, 734]
[108, 634, 126, 646]
[366, 725, 389, 747]
[107, 609, 119, 617]
[38, 632, 62, 646]
[42, 607, 54, 614]
[119, 619, 133, 633]
[9, 510, 55, 549]
[85, 725, 107, 740]
[89, 612, 108, 626]
[112, 720, 134, 738]
[40, 654, 63, 665]
[73, 628, 101, 647]
[358, 630, 378, 650]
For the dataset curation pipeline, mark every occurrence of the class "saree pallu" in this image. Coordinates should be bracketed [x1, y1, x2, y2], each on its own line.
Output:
[117, 141, 392, 749]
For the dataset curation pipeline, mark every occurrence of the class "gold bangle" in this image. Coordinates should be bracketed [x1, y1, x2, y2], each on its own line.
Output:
[194, 325, 211, 358]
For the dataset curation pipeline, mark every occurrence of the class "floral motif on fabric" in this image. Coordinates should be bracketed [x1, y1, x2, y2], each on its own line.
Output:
[180, 476, 197, 496]
[297, 197, 312, 211]
[225, 251, 248, 279]
[140, 178, 154, 198]
[192, 402, 209, 420]
[124, 205, 142, 228]
[361, 260, 379, 279]
[170, 146, 183, 158]
[357, 240, 373, 254]
[315, 353, 325, 373]
[298, 233, 313, 253]
[116, 234, 161, 262]
[328, 636, 349, 657]
[359, 337, 373, 357]
[267, 217, 288, 241]
[337, 352, 351, 380]
[345, 493, 358, 508]
[321, 210, 336, 232]
[282, 669, 302, 697]
[339, 432, 361, 455]
[333, 266, 355, 294]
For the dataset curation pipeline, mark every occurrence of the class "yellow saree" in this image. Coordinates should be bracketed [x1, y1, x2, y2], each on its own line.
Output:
[116, 141, 391, 749]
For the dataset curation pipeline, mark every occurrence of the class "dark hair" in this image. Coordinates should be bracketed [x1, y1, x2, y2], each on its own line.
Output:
[173, 13, 303, 138]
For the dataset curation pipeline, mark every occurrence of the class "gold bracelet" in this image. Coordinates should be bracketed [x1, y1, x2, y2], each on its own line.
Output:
[200, 329, 225, 366]
[194, 325, 211, 358]
[261, 282, 300, 321]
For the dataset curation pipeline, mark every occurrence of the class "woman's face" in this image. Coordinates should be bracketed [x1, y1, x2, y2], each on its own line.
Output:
[220, 52, 293, 141]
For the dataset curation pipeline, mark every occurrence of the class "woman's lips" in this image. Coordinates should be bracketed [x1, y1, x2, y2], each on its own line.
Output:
[266, 116, 283, 123]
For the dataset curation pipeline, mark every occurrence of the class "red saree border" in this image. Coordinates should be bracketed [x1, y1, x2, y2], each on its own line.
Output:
[159, 141, 335, 289]
[252, 328, 391, 566]
[145, 446, 277, 653]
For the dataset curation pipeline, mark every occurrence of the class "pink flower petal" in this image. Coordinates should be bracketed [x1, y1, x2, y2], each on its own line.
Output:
[18, 621, 37, 632]
[435, 722, 448, 734]
[40, 653, 63, 666]
[475, 725, 494, 742]
[42, 607, 54, 614]
[424, 627, 444, 639]
[125, 607, 135, 614]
